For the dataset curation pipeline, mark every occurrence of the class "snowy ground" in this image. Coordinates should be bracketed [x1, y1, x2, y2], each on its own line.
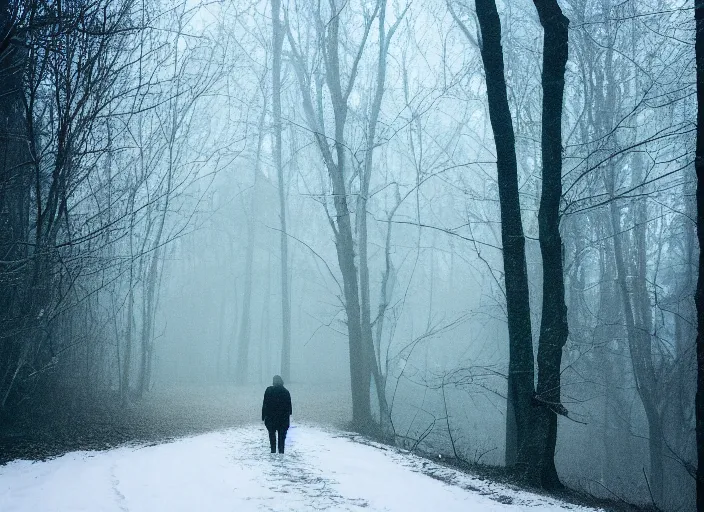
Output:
[0, 424, 602, 511]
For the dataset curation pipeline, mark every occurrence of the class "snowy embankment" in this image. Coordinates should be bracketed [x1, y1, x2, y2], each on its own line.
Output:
[0, 424, 601, 511]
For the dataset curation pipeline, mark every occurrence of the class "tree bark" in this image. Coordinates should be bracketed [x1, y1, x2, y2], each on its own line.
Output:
[532, 0, 569, 490]
[474, 0, 538, 479]
[695, 2, 704, 509]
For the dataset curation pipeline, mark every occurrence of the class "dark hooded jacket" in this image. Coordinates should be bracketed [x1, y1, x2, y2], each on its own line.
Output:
[262, 377, 292, 430]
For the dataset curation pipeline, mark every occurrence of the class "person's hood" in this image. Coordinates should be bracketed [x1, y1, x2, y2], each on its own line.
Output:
[273, 375, 284, 387]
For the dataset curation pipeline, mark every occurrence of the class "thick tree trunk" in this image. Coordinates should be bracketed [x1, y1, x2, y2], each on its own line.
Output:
[272, 0, 291, 383]
[326, 5, 373, 430]
[532, 1, 569, 490]
[474, 0, 538, 479]
[695, 3, 704, 510]
[505, 387, 517, 467]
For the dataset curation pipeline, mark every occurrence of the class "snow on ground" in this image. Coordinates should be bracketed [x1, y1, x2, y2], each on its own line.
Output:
[0, 424, 601, 511]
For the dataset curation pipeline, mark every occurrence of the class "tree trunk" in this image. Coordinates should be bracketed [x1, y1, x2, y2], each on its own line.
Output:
[121, 192, 137, 403]
[373, 202, 400, 438]
[505, 387, 517, 467]
[474, 0, 538, 479]
[122, 269, 134, 402]
[137, 242, 162, 398]
[272, 0, 291, 383]
[326, 3, 373, 430]
[356, 1, 401, 438]
[331, 154, 372, 429]
[695, 3, 704, 509]
[645, 405, 665, 504]
[609, 188, 663, 506]
[595, 243, 617, 487]
[532, 1, 569, 490]
[286, 1, 375, 429]
[137, 163, 173, 397]
[633, 158, 665, 504]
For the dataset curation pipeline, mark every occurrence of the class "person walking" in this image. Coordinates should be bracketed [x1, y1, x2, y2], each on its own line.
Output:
[261, 375, 292, 454]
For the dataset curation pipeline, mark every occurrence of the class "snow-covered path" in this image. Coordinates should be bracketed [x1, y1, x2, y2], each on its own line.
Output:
[0, 425, 599, 511]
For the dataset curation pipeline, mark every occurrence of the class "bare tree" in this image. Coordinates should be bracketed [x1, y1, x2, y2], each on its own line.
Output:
[471, 0, 538, 478]
[285, 0, 380, 430]
[694, 3, 704, 509]
[532, 0, 570, 490]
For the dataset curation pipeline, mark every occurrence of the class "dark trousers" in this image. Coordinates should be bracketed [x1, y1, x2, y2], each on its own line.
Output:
[267, 427, 287, 453]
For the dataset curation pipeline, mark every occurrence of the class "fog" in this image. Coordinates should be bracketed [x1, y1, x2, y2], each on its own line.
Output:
[0, 0, 697, 510]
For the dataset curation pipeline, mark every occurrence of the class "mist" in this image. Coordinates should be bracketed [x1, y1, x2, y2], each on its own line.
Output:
[0, 0, 698, 510]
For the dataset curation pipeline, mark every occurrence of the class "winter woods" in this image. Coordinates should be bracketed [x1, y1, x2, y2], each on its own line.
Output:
[0, 0, 234, 408]
[0, 0, 699, 510]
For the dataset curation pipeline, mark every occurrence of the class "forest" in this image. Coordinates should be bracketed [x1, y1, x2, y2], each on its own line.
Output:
[0, 0, 701, 510]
